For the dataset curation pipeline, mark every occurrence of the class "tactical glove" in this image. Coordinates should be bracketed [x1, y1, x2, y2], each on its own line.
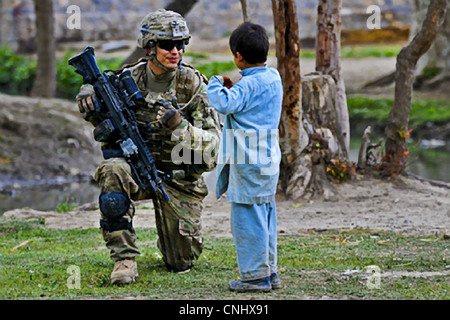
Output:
[76, 85, 96, 113]
[157, 99, 183, 131]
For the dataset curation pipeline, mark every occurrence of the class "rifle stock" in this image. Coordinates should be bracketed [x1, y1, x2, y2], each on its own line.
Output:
[68, 46, 101, 83]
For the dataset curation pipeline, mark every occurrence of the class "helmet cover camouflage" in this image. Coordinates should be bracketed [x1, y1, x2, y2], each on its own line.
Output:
[137, 9, 191, 49]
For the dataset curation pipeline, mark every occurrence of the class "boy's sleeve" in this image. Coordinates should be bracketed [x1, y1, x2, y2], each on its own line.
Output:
[207, 76, 247, 115]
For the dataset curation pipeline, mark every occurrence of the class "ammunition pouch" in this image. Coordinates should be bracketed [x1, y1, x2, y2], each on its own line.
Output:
[102, 149, 124, 160]
[94, 119, 115, 143]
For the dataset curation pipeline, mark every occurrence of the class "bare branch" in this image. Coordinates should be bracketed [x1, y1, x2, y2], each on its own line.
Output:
[240, 0, 249, 22]
[385, 0, 447, 161]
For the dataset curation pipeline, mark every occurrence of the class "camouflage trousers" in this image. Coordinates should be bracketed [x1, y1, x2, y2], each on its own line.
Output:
[94, 158, 207, 271]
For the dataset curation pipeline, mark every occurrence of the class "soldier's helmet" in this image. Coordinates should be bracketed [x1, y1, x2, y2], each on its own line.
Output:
[137, 9, 191, 49]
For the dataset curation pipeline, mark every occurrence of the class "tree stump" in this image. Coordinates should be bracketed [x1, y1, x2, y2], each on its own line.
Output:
[284, 72, 347, 200]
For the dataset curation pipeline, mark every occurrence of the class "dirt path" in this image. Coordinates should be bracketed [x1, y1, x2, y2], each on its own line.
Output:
[4, 176, 449, 238]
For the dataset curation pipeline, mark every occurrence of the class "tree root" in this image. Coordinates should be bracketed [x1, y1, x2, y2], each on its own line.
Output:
[404, 171, 450, 189]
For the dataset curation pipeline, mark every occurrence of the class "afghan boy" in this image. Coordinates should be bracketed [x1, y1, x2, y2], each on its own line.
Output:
[207, 22, 283, 292]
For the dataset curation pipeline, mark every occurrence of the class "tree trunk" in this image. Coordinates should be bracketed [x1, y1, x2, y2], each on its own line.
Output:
[120, 0, 199, 67]
[165, 0, 199, 15]
[413, 0, 450, 89]
[385, 0, 447, 166]
[299, 73, 346, 199]
[240, 0, 249, 22]
[272, 0, 347, 200]
[30, 0, 56, 98]
[271, 0, 304, 197]
[315, 0, 349, 157]
[0, 0, 3, 45]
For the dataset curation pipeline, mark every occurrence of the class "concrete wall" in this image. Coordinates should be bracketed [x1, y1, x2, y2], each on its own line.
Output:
[0, 0, 413, 50]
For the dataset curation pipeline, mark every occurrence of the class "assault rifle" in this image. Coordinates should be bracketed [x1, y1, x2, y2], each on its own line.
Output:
[68, 46, 171, 201]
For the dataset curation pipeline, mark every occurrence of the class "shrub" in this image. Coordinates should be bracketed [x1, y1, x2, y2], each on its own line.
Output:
[347, 96, 450, 127]
[196, 61, 237, 79]
[56, 50, 122, 99]
[0, 46, 122, 100]
[0, 46, 37, 94]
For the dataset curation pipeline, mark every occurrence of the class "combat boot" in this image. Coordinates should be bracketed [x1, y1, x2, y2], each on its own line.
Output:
[111, 258, 139, 285]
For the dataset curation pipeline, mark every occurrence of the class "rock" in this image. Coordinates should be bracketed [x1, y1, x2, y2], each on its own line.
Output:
[101, 40, 130, 53]
[0, 93, 102, 189]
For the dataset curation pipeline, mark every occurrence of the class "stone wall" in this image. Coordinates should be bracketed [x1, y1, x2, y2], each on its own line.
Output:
[0, 0, 413, 50]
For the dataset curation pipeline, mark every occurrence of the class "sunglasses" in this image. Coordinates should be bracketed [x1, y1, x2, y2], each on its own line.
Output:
[158, 40, 186, 52]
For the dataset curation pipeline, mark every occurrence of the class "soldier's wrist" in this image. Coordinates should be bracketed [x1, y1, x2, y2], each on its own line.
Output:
[171, 119, 188, 137]
[176, 118, 188, 130]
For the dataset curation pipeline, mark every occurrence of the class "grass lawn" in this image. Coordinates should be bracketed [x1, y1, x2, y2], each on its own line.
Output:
[347, 96, 450, 129]
[0, 218, 449, 300]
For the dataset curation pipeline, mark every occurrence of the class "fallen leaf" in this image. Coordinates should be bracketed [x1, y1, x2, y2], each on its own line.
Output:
[419, 238, 439, 242]
[342, 239, 360, 246]
[290, 203, 302, 208]
[9, 240, 30, 253]
[376, 240, 392, 246]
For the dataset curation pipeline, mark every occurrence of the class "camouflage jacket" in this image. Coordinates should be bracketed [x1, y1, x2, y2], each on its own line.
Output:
[83, 60, 221, 180]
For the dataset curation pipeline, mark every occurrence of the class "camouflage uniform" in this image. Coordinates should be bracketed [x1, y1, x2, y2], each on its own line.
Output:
[83, 10, 221, 272]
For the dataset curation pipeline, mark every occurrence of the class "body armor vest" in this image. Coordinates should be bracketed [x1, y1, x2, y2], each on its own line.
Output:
[122, 60, 204, 172]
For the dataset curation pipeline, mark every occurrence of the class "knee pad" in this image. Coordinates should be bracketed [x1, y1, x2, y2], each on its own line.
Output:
[99, 192, 132, 232]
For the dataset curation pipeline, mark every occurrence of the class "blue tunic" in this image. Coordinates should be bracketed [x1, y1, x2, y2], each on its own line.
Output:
[207, 66, 283, 204]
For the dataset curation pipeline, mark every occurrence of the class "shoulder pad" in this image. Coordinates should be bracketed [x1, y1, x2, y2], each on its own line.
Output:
[175, 63, 205, 103]
[127, 60, 147, 76]
[180, 62, 208, 84]
[124, 60, 148, 92]
[113, 58, 148, 75]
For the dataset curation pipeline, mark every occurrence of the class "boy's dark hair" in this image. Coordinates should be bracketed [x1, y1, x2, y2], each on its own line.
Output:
[229, 22, 269, 65]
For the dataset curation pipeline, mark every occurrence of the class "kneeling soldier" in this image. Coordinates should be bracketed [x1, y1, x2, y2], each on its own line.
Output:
[76, 9, 221, 285]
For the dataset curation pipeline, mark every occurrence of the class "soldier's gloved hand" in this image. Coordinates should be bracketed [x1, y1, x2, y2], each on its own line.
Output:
[157, 100, 183, 131]
[76, 85, 96, 114]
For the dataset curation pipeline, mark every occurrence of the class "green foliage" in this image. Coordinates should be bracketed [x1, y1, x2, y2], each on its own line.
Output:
[300, 45, 402, 59]
[300, 49, 317, 59]
[0, 46, 37, 94]
[196, 61, 237, 79]
[326, 159, 357, 182]
[408, 99, 450, 125]
[56, 50, 122, 99]
[347, 96, 393, 121]
[56, 201, 78, 213]
[421, 65, 441, 80]
[184, 51, 210, 59]
[56, 50, 84, 99]
[0, 46, 122, 99]
[341, 45, 401, 58]
[347, 96, 450, 127]
[185, 51, 237, 79]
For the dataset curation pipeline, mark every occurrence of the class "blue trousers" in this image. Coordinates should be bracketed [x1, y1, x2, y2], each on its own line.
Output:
[230, 200, 277, 281]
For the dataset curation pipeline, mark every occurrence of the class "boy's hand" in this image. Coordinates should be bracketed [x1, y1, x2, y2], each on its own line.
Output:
[222, 76, 234, 89]
[214, 75, 233, 89]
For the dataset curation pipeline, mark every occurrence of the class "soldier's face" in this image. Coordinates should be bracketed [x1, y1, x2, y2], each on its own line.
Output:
[155, 41, 183, 71]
